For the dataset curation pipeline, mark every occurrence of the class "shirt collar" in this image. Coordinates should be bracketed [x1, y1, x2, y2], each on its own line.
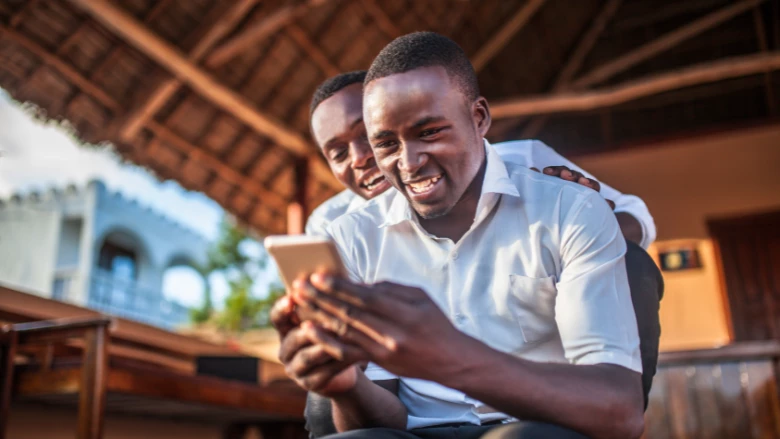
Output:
[379, 139, 519, 229]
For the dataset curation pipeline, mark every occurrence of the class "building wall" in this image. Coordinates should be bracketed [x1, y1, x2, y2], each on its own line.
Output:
[90, 181, 208, 292]
[572, 123, 780, 351]
[7, 403, 225, 439]
[574, 123, 780, 240]
[0, 196, 61, 296]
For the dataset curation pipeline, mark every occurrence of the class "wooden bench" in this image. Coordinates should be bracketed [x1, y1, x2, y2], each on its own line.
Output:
[0, 287, 306, 439]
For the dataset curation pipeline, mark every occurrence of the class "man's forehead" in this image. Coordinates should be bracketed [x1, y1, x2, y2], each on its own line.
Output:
[363, 68, 453, 127]
[311, 85, 364, 144]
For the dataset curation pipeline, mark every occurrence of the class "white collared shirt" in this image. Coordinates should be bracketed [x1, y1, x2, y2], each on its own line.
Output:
[325, 141, 642, 429]
[306, 140, 656, 248]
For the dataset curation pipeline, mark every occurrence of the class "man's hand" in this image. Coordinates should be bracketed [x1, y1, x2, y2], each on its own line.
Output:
[291, 274, 472, 382]
[271, 294, 362, 396]
[537, 166, 616, 210]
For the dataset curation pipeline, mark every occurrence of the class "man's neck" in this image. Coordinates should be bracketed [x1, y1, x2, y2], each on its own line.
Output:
[418, 156, 487, 243]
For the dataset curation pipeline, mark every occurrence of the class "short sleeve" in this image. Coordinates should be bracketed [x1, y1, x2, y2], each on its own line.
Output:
[529, 140, 656, 248]
[555, 191, 642, 373]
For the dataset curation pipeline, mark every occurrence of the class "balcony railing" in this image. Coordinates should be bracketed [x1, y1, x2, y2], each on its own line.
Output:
[87, 268, 190, 330]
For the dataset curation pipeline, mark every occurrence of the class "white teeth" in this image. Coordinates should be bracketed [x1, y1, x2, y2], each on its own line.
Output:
[408, 176, 441, 194]
[362, 174, 385, 190]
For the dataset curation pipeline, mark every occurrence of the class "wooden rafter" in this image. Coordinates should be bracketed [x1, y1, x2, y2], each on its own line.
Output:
[146, 121, 288, 212]
[67, 0, 341, 191]
[572, 0, 768, 89]
[359, 0, 401, 39]
[471, 0, 547, 73]
[119, 0, 258, 142]
[490, 52, 780, 118]
[205, 0, 334, 68]
[522, 0, 623, 137]
[286, 23, 340, 76]
[753, 5, 776, 114]
[0, 25, 119, 111]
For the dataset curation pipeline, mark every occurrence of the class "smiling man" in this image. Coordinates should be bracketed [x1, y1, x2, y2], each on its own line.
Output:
[277, 32, 649, 439]
[303, 72, 655, 247]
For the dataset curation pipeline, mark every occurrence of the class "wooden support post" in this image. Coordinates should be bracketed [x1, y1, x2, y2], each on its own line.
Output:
[0, 328, 18, 439]
[287, 159, 309, 235]
[76, 323, 109, 439]
[753, 6, 777, 114]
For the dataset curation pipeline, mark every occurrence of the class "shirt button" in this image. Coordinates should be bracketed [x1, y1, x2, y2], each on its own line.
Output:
[451, 251, 459, 260]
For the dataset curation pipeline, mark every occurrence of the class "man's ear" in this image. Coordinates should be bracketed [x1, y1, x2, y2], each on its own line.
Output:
[473, 97, 492, 138]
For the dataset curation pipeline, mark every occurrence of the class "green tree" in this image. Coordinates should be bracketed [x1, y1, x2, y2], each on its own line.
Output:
[190, 217, 284, 331]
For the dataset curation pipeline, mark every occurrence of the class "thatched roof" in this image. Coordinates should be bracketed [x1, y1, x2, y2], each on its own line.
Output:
[0, 0, 777, 234]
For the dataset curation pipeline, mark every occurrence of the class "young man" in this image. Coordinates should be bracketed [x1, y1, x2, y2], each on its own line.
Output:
[304, 72, 655, 248]
[275, 35, 660, 438]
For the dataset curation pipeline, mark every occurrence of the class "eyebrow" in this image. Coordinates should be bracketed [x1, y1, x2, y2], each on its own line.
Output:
[371, 116, 446, 141]
[323, 117, 363, 149]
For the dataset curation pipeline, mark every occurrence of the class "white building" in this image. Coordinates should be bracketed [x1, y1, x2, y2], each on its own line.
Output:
[0, 180, 209, 330]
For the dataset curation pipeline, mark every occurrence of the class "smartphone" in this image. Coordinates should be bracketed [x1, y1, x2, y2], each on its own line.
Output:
[264, 234, 348, 290]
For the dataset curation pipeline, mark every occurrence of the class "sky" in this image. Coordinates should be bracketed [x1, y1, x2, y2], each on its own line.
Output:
[0, 89, 280, 308]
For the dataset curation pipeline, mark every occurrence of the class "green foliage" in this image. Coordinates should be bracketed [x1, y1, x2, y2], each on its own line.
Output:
[190, 217, 282, 332]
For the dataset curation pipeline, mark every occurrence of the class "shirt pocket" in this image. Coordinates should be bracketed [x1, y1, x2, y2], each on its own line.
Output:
[508, 274, 558, 344]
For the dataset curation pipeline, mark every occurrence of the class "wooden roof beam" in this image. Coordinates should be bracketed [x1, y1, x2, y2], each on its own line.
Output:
[67, 0, 341, 190]
[0, 24, 119, 111]
[572, 0, 768, 89]
[491, 51, 780, 118]
[471, 0, 547, 73]
[205, 0, 334, 68]
[522, 0, 623, 137]
[286, 24, 340, 77]
[146, 121, 288, 212]
[119, 0, 258, 143]
[359, 0, 401, 40]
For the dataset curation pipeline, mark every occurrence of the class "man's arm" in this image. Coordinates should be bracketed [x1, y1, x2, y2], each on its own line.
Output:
[330, 375, 406, 432]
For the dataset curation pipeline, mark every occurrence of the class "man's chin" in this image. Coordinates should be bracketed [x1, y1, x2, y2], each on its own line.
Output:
[411, 200, 453, 220]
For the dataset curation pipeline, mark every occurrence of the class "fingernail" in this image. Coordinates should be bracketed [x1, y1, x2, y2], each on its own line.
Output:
[544, 168, 553, 174]
[562, 170, 572, 178]
[292, 279, 302, 289]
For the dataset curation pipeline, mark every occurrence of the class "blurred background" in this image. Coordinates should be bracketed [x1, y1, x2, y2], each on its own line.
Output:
[0, 0, 779, 438]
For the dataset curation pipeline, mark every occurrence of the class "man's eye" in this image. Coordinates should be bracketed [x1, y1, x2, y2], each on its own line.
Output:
[330, 150, 348, 161]
[375, 140, 397, 149]
[421, 128, 443, 137]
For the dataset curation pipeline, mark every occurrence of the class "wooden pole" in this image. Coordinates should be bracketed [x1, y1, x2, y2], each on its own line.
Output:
[205, 0, 334, 68]
[572, 0, 767, 89]
[67, 0, 341, 191]
[286, 24, 340, 76]
[471, 0, 547, 73]
[491, 52, 780, 118]
[120, 0, 258, 142]
[287, 159, 309, 235]
[0, 328, 17, 439]
[76, 324, 109, 439]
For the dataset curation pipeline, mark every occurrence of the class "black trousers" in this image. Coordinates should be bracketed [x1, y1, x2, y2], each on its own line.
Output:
[304, 241, 664, 438]
[322, 422, 589, 439]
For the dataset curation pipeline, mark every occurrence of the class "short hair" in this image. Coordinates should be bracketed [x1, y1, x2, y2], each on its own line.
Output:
[309, 70, 367, 116]
[365, 32, 479, 101]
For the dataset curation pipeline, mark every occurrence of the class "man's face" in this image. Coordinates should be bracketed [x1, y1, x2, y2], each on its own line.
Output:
[311, 83, 392, 200]
[363, 67, 490, 219]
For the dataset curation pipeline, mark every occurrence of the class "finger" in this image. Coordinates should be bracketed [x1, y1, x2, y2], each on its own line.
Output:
[543, 165, 567, 176]
[312, 275, 412, 316]
[278, 324, 313, 364]
[530, 167, 540, 173]
[295, 290, 399, 347]
[564, 169, 582, 182]
[270, 295, 299, 337]
[606, 199, 616, 210]
[579, 177, 601, 192]
[287, 343, 337, 377]
[305, 323, 375, 363]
